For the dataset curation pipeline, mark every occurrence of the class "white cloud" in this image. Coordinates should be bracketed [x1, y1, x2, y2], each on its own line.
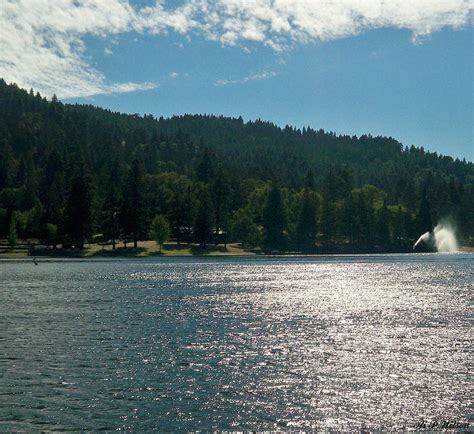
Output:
[0, 0, 161, 98]
[0, 0, 472, 98]
[214, 70, 277, 86]
[196, 0, 473, 49]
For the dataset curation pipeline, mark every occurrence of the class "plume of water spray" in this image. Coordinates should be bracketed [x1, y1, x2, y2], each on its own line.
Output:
[413, 223, 458, 252]
[413, 231, 433, 250]
[433, 224, 458, 252]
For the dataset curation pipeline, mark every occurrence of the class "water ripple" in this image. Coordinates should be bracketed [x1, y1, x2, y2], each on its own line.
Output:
[0, 254, 472, 430]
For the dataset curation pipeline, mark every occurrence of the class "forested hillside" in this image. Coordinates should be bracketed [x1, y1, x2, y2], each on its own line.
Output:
[1, 79, 473, 253]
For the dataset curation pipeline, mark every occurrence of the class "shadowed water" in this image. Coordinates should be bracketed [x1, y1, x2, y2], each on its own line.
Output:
[0, 254, 472, 431]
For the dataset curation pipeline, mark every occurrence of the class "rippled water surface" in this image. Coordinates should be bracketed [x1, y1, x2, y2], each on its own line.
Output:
[0, 254, 472, 431]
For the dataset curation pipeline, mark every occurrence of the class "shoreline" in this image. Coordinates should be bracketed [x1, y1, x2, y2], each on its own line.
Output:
[1, 240, 472, 259]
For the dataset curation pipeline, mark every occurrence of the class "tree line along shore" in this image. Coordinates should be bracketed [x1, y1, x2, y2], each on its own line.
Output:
[1, 79, 473, 256]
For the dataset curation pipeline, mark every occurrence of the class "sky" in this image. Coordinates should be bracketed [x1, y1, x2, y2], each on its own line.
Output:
[1, 0, 473, 160]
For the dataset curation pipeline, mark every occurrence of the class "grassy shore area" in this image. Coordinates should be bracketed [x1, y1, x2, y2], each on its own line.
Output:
[85, 240, 258, 257]
[1, 240, 473, 258]
[0, 241, 258, 258]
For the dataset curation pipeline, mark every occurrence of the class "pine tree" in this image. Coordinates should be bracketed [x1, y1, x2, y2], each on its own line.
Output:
[102, 161, 121, 250]
[0, 140, 15, 190]
[376, 200, 391, 247]
[41, 151, 66, 233]
[194, 188, 214, 248]
[212, 167, 231, 240]
[341, 194, 355, 245]
[304, 168, 316, 190]
[170, 183, 195, 245]
[417, 188, 432, 234]
[122, 159, 144, 249]
[394, 205, 406, 246]
[263, 184, 287, 250]
[196, 147, 214, 184]
[8, 215, 17, 248]
[354, 193, 368, 246]
[64, 174, 93, 249]
[320, 196, 336, 246]
[295, 189, 318, 251]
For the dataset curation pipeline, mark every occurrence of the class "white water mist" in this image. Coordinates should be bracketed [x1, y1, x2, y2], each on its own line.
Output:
[413, 223, 458, 252]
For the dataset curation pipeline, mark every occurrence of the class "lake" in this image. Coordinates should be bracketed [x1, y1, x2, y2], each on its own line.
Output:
[0, 254, 472, 431]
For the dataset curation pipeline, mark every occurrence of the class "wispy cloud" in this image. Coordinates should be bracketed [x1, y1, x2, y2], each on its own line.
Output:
[0, 0, 472, 98]
[214, 71, 277, 86]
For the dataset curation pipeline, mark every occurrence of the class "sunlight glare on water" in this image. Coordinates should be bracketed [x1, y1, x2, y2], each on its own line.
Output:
[0, 254, 472, 431]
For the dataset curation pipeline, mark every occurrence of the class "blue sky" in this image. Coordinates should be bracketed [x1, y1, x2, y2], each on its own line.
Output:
[1, 1, 472, 159]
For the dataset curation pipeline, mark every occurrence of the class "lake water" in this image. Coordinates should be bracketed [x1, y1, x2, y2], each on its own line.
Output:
[0, 254, 472, 431]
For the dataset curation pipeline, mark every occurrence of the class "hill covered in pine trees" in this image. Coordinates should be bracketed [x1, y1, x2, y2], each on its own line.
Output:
[1, 79, 473, 254]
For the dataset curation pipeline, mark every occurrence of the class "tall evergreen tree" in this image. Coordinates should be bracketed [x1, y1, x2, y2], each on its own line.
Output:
[18, 153, 38, 209]
[170, 184, 194, 245]
[212, 167, 231, 240]
[341, 194, 355, 244]
[194, 187, 214, 248]
[263, 184, 287, 249]
[102, 161, 122, 250]
[196, 147, 214, 184]
[295, 189, 318, 251]
[393, 205, 407, 246]
[417, 188, 433, 234]
[376, 200, 391, 247]
[122, 159, 144, 248]
[41, 151, 66, 245]
[304, 168, 316, 190]
[64, 173, 93, 249]
[0, 140, 15, 190]
[321, 196, 336, 246]
[8, 215, 17, 248]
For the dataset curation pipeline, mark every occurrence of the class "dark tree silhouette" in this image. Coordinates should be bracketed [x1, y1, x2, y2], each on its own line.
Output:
[194, 188, 214, 248]
[295, 189, 318, 251]
[263, 184, 287, 250]
[64, 174, 93, 249]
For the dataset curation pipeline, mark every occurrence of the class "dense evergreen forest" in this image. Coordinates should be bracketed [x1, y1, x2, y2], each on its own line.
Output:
[1, 79, 473, 253]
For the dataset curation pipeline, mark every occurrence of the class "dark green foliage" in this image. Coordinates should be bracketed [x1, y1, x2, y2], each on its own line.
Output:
[64, 174, 93, 249]
[321, 196, 336, 246]
[0, 140, 15, 190]
[304, 169, 316, 190]
[0, 79, 473, 251]
[212, 167, 232, 239]
[41, 223, 58, 248]
[150, 214, 171, 251]
[8, 215, 17, 247]
[196, 147, 214, 184]
[40, 150, 66, 239]
[263, 185, 287, 250]
[230, 209, 261, 247]
[122, 159, 144, 248]
[295, 189, 318, 251]
[417, 188, 433, 234]
[167, 176, 195, 244]
[376, 200, 391, 247]
[194, 188, 214, 248]
[101, 161, 122, 249]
